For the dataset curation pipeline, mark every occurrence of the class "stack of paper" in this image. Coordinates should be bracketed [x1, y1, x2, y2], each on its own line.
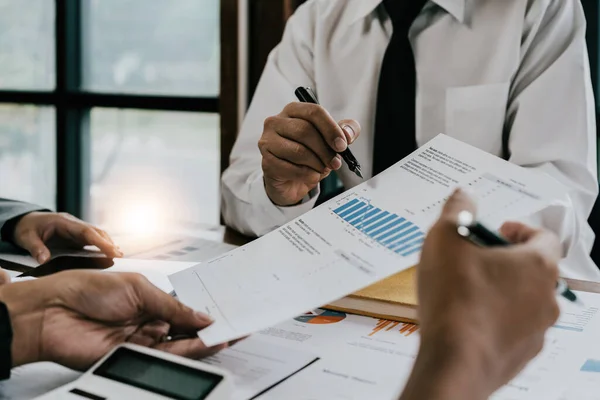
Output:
[170, 134, 567, 346]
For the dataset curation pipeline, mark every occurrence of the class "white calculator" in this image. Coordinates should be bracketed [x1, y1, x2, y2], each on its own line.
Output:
[36, 344, 232, 400]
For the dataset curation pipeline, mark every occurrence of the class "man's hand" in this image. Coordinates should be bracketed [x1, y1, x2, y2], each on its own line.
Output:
[0, 269, 10, 285]
[400, 189, 561, 400]
[259, 102, 361, 206]
[0, 271, 226, 370]
[13, 212, 123, 264]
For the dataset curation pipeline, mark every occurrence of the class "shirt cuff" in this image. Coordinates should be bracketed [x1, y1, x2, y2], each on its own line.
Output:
[1, 210, 49, 245]
[249, 173, 320, 236]
[275, 188, 320, 219]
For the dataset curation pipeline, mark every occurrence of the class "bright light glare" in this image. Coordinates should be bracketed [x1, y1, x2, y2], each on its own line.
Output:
[123, 203, 161, 235]
[106, 199, 165, 237]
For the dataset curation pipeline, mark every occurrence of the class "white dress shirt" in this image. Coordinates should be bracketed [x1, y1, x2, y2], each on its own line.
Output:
[222, 0, 600, 280]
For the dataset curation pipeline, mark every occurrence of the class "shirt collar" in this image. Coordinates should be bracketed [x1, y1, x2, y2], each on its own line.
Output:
[345, 0, 467, 26]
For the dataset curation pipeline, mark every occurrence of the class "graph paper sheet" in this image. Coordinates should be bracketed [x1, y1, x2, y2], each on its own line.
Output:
[170, 134, 566, 347]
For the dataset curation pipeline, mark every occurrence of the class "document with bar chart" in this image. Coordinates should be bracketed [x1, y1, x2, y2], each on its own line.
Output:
[171, 134, 568, 346]
[331, 198, 426, 257]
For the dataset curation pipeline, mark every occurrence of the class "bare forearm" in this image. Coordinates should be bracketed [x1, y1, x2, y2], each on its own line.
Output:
[399, 341, 491, 400]
[0, 280, 45, 367]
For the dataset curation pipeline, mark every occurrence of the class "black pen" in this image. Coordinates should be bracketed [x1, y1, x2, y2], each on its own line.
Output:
[456, 210, 580, 304]
[295, 87, 363, 178]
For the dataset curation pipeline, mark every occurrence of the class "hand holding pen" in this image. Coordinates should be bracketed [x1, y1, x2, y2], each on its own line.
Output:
[295, 87, 363, 178]
[257, 86, 363, 207]
[456, 210, 581, 304]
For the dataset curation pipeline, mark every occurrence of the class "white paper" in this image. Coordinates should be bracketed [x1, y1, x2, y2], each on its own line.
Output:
[252, 292, 600, 400]
[557, 292, 600, 400]
[104, 258, 198, 294]
[171, 134, 565, 346]
[559, 360, 600, 400]
[124, 236, 237, 262]
[255, 310, 419, 400]
[493, 291, 600, 400]
[255, 352, 411, 400]
[257, 309, 420, 361]
[201, 337, 318, 400]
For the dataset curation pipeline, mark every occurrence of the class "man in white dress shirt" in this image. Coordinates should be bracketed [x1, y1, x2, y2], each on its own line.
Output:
[222, 0, 600, 280]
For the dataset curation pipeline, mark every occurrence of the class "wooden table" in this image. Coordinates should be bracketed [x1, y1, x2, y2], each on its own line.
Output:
[564, 278, 600, 293]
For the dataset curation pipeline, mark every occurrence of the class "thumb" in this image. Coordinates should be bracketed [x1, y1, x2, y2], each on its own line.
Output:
[19, 231, 51, 264]
[338, 119, 361, 144]
[499, 221, 541, 244]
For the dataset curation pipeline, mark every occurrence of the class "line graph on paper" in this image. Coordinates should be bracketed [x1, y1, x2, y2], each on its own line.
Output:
[330, 197, 425, 257]
[330, 172, 544, 255]
[413, 173, 542, 224]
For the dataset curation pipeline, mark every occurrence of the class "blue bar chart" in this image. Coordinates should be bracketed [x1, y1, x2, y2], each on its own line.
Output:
[332, 198, 424, 257]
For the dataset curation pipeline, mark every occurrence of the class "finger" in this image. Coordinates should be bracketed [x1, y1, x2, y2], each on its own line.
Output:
[59, 219, 121, 258]
[262, 151, 322, 185]
[265, 116, 340, 169]
[127, 322, 172, 347]
[128, 274, 215, 332]
[500, 222, 562, 262]
[261, 134, 330, 173]
[282, 103, 348, 152]
[94, 227, 123, 257]
[18, 230, 51, 264]
[499, 222, 542, 244]
[338, 119, 361, 144]
[441, 188, 477, 225]
[155, 339, 227, 360]
[139, 321, 171, 342]
[94, 227, 115, 245]
[0, 269, 11, 285]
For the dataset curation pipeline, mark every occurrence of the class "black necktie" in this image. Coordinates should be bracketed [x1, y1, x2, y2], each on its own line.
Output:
[373, 0, 427, 175]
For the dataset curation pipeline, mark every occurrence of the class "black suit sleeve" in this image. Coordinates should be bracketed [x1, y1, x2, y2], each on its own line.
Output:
[0, 301, 12, 380]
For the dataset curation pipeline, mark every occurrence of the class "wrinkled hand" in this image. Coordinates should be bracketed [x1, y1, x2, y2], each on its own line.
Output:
[400, 189, 561, 400]
[13, 212, 123, 264]
[0, 271, 227, 370]
[259, 102, 360, 206]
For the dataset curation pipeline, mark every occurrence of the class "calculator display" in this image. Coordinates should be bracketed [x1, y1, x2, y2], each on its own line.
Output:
[94, 348, 222, 400]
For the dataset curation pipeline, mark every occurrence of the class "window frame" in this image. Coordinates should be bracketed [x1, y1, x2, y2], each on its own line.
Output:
[0, 0, 223, 218]
[582, 0, 599, 137]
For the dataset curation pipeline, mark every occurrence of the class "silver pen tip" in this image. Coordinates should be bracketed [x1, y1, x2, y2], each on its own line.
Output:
[355, 167, 363, 179]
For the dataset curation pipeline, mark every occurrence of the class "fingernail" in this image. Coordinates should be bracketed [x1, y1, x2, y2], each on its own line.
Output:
[196, 312, 214, 324]
[330, 155, 342, 170]
[334, 137, 347, 152]
[342, 125, 355, 141]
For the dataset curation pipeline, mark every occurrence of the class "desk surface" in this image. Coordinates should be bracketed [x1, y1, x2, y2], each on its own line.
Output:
[1, 227, 600, 400]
